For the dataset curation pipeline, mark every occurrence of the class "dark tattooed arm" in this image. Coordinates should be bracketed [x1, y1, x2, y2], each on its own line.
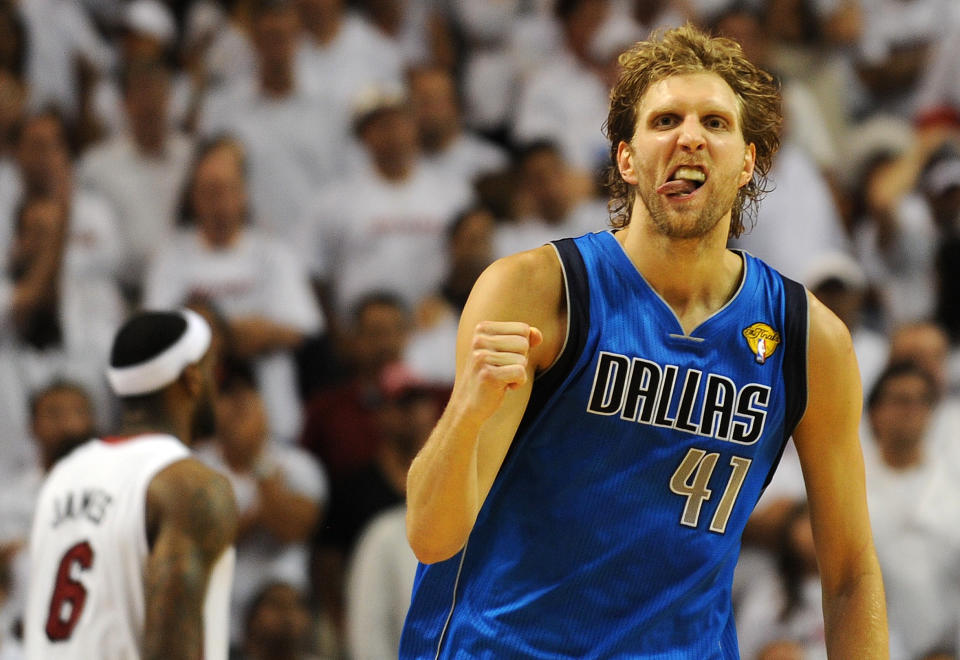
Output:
[144, 459, 238, 660]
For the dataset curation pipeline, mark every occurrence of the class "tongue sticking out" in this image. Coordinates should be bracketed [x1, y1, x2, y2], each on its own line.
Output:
[656, 179, 698, 196]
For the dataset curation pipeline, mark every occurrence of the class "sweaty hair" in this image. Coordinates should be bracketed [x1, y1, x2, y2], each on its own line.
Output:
[604, 23, 781, 237]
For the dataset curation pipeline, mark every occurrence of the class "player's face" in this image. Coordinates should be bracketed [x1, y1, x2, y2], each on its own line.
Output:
[620, 72, 755, 239]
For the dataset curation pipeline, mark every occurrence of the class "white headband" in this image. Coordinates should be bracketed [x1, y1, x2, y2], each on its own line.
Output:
[107, 309, 212, 397]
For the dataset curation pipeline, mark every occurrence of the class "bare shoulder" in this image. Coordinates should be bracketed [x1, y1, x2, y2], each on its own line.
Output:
[465, 245, 566, 369]
[147, 458, 237, 559]
[806, 291, 856, 360]
[473, 246, 564, 311]
[795, 290, 862, 439]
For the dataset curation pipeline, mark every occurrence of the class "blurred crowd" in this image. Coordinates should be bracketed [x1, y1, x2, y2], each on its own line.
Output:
[0, 0, 959, 658]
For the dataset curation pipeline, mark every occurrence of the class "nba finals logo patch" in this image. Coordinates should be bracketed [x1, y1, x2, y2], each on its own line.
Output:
[742, 323, 781, 365]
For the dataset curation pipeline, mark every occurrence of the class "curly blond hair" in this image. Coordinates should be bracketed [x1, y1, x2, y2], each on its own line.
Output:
[604, 24, 782, 237]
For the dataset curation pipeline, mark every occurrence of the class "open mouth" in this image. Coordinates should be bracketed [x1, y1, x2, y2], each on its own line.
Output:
[657, 166, 707, 197]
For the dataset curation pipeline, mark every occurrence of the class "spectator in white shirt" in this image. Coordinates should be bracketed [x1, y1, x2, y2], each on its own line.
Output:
[345, 505, 416, 660]
[404, 205, 496, 386]
[341, 367, 443, 660]
[0, 111, 125, 444]
[914, 20, 960, 127]
[200, 0, 347, 246]
[78, 58, 195, 297]
[298, 85, 472, 318]
[17, 0, 113, 120]
[730, 137, 849, 285]
[854, 131, 960, 327]
[511, 0, 613, 176]
[89, 0, 195, 138]
[198, 365, 327, 649]
[886, 321, 960, 469]
[494, 140, 606, 259]
[357, 0, 455, 70]
[804, 252, 888, 399]
[295, 0, 403, 117]
[144, 137, 325, 442]
[864, 361, 960, 659]
[240, 581, 321, 660]
[407, 64, 508, 186]
[853, 0, 960, 117]
[736, 502, 826, 660]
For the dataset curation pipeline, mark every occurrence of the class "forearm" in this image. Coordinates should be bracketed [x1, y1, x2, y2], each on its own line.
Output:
[143, 547, 207, 660]
[12, 237, 66, 326]
[823, 561, 889, 658]
[230, 316, 304, 357]
[406, 402, 484, 564]
[256, 480, 320, 542]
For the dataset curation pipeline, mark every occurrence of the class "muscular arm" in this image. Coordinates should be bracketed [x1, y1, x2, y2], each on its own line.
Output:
[792, 294, 888, 657]
[406, 247, 566, 564]
[144, 459, 238, 660]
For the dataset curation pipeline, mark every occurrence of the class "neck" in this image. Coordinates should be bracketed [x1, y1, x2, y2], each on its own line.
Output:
[118, 403, 189, 445]
[201, 228, 242, 250]
[617, 214, 742, 334]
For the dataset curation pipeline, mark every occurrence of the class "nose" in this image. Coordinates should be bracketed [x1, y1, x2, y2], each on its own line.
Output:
[677, 115, 706, 152]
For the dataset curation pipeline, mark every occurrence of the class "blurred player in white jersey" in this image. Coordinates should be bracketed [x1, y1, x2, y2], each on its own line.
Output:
[24, 309, 237, 659]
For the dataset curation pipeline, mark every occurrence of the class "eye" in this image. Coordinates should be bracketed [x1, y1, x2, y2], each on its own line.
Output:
[653, 114, 679, 129]
[704, 116, 729, 130]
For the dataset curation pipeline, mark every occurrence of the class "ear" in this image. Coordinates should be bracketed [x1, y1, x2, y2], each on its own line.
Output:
[616, 141, 639, 186]
[179, 363, 203, 399]
[738, 143, 757, 188]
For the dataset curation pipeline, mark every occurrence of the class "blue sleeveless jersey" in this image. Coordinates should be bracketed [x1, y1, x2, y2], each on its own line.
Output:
[400, 231, 808, 659]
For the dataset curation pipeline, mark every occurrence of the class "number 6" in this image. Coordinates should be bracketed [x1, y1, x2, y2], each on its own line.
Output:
[45, 540, 94, 641]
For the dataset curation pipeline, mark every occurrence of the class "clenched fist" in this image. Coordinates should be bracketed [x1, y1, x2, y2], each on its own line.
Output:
[455, 321, 543, 424]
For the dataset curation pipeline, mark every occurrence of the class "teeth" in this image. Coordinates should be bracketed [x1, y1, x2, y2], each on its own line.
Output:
[673, 167, 706, 183]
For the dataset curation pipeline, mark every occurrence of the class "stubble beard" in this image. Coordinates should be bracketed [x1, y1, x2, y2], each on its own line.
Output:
[637, 175, 741, 240]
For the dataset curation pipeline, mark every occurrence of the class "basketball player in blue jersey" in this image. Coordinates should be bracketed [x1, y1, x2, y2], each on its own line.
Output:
[400, 24, 888, 659]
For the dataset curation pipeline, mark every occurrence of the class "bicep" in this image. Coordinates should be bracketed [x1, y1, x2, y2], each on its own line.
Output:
[454, 249, 564, 498]
[146, 462, 237, 613]
[792, 295, 873, 591]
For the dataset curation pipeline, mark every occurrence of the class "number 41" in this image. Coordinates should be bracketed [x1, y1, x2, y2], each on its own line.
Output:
[669, 448, 752, 534]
